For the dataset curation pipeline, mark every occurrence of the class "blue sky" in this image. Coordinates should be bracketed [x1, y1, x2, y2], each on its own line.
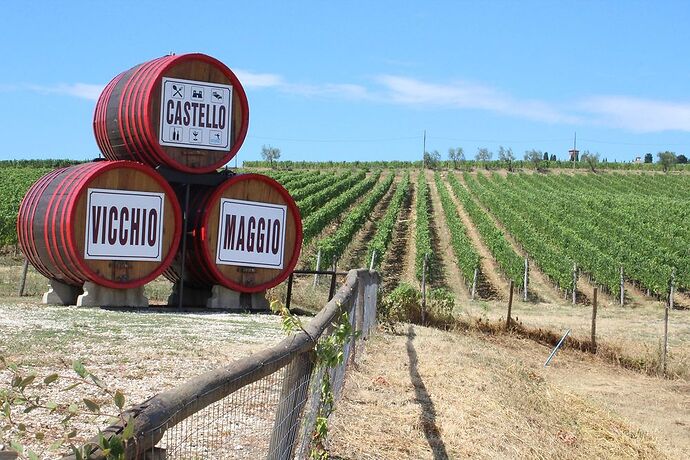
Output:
[1, 1, 690, 164]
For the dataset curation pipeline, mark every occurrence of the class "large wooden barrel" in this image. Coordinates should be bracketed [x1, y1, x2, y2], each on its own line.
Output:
[93, 53, 249, 174]
[165, 174, 302, 293]
[17, 161, 182, 289]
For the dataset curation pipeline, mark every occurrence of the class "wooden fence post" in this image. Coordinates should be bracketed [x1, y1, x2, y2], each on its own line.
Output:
[506, 280, 514, 329]
[663, 270, 674, 375]
[18, 258, 29, 297]
[313, 249, 321, 287]
[421, 253, 428, 324]
[592, 286, 599, 353]
[572, 263, 577, 305]
[471, 267, 478, 301]
[620, 265, 625, 307]
[369, 250, 376, 271]
[523, 258, 528, 302]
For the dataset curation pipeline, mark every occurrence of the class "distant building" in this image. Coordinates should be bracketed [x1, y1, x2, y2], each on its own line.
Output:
[633, 156, 642, 164]
[568, 148, 579, 161]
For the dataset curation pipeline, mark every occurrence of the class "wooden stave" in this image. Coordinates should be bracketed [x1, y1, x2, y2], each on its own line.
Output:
[95, 53, 249, 174]
[17, 161, 182, 289]
[164, 174, 302, 293]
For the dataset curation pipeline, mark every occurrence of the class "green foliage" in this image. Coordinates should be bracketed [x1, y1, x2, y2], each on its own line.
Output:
[447, 173, 523, 285]
[367, 172, 410, 270]
[433, 172, 480, 286]
[381, 282, 422, 324]
[302, 171, 381, 244]
[316, 173, 394, 268]
[0, 356, 131, 459]
[414, 172, 434, 282]
[0, 167, 54, 246]
[298, 171, 365, 219]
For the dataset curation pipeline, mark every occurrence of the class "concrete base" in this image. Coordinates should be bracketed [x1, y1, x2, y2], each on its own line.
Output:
[207, 286, 270, 311]
[42, 280, 82, 305]
[167, 284, 212, 308]
[77, 282, 148, 308]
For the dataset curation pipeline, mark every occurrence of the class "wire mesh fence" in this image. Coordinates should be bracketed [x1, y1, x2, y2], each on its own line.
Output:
[64, 269, 378, 460]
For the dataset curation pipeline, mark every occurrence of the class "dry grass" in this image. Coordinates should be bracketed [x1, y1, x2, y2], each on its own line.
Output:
[330, 324, 679, 459]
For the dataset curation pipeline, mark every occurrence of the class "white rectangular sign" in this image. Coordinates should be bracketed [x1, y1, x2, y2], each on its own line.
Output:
[84, 188, 165, 261]
[159, 77, 233, 151]
[216, 198, 287, 269]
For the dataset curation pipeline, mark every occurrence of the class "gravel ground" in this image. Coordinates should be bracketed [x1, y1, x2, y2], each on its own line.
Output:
[0, 300, 288, 458]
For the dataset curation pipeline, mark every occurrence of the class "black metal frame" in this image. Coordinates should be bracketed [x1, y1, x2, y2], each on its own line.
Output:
[284, 269, 349, 310]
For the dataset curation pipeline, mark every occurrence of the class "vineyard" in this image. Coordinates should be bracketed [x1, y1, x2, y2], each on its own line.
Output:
[3, 163, 690, 304]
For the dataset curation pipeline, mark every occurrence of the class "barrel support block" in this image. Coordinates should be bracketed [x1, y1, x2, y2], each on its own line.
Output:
[77, 282, 148, 308]
[43, 280, 82, 306]
[206, 286, 270, 311]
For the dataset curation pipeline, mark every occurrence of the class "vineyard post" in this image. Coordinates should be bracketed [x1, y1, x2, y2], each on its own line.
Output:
[18, 257, 29, 296]
[421, 253, 428, 324]
[572, 263, 577, 305]
[663, 270, 674, 375]
[506, 280, 514, 329]
[313, 249, 322, 287]
[369, 250, 376, 271]
[592, 286, 599, 353]
[619, 265, 625, 307]
[523, 258, 528, 302]
[471, 267, 478, 300]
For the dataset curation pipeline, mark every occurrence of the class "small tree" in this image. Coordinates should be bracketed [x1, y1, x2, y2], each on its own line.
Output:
[498, 145, 515, 171]
[448, 147, 464, 169]
[423, 150, 441, 169]
[543, 151, 549, 162]
[475, 147, 492, 169]
[644, 153, 653, 163]
[524, 149, 543, 170]
[261, 145, 281, 168]
[657, 151, 676, 173]
[581, 150, 600, 173]
[550, 154, 557, 161]
[676, 154, 688, 164]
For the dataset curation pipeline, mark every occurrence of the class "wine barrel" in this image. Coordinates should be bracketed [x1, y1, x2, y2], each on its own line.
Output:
[17, 161, 182, 289]
[165, 174, 302, 293]
[93, 53, 249, 174]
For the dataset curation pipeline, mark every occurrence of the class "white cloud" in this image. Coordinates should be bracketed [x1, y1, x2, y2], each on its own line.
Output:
[579, 95, 690, 132]
[25, 83, 105, 101]
[233, 70, 284, 88]
[374, 75, 580, 124]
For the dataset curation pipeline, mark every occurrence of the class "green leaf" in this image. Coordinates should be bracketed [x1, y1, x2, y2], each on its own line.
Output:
[122, 415, 135, 440]
[67, 428, 77, 439]
[9, 441, 24, 454]
[72, 360, 88, 378]
[19, 374, 36, 389]
[28, 451, 39, 460]
[83, 398, 100, 414]
[46, 401, 58, 411]
[68, 403, 79, 414]
[18, 423, 26, 431]
[113, 390, 125, 410]
[90, 374, 106, 389]
[43, 373, 59, 384]
[11, 374, 22, 388]
[49, 439, 64, 451]
[109, 435, 125, 456]
[63, 382, 82, 391]
[35, 432, 45, 441]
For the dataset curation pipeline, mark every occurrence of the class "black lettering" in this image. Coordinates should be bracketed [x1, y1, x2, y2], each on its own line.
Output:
[236, 216, 245, 251]
[257, 218, 266, 252]
[224, 214, 236, 250]
[198, 103, 206, 127]
[130, 208, 140, 245]
[247, 217, 256, 252]
[108, 207, 118, 245]
[173, 101, 182, 125]
[183, 101, 190, 125]
[100, 206, 107, 244]
[166, 100, 174, 124]
[218, 106, 226, 130]
[91, 205, 101, 244]
[147, 209, 157, 247]
[271, 220, 281, 254]
[141, 209, 147, 245]
[191, 102, 199, 126]
[211, 105, 218, 129]
[119, 207, 129, 245]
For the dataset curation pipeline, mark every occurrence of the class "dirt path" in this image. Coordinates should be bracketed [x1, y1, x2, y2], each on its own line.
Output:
[400, 172, 419, 287]
[330, 325, 677, 459]
[440, 171, 509, 300]
[381, 174, 414, 293]
[339, 178, 396, 270]
[423, 171, 471, 301]
[490, 333, 690, 458]
[457, 173, 612, 306]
